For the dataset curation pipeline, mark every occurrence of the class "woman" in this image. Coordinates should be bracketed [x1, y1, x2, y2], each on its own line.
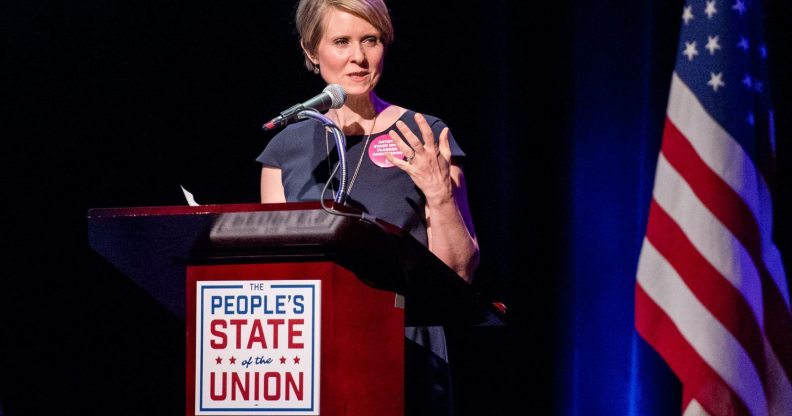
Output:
[257, 0, 478, 413]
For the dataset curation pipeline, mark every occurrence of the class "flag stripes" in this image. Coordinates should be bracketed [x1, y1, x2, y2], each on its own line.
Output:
[636, 260, 757, 416]
[646, 197, 768, 386]
[665, 77, 792, 384]
[636, 71, 792, 415]
[666, 74, 790, 310]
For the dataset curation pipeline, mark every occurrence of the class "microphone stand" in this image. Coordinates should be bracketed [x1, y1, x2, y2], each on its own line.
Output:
[297, 109, 348, 204]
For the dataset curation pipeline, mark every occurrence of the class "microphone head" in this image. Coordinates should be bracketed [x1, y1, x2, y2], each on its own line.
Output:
[323, 84, 347, 109]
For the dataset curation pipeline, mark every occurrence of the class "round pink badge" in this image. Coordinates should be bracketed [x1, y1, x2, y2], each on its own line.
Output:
[368, 134, 404, 168]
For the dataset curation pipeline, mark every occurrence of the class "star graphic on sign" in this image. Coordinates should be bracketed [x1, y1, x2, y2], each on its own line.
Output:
[732, 0, 746, 15]
[279, 356, 287, 364]
[215, 356, 223, 364]
[293, 356, 301, 364]
[683, 41, 699, 61]
[682, 5, 694, 24]
[704, 0, 718, 18]
[705, 35, 721, 55]
[737, 36, 749, 52]
[707, 72, 725, 92]
[229, 356, 237, 365]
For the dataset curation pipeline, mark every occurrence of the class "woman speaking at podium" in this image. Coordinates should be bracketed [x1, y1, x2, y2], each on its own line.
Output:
[256, 0, 479, 413]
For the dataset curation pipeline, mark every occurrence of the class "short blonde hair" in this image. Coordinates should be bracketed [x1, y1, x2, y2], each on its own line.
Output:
[295, 0, 394, 72]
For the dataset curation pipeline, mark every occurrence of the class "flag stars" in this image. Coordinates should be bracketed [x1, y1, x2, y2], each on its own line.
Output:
[705, 0, 718, 18]
[732, 0, 746, 15]
[737, 36, 749, 52]
[746, 112, 755, 126]
[683, 41, 699, 61]
[705, 35, 721, 55]
[759, 45, 768, 59]
[682, 5, 694, 24]
[742, 74, 752, 88]
[753, 81, 763, 93]
[707, 72, 725, 91]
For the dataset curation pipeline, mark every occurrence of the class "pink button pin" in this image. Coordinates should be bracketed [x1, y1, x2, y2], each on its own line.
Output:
[368, 134, 405, 168]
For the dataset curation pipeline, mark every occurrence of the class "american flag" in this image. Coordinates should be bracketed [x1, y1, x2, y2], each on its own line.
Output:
[635, 1, 792, 415]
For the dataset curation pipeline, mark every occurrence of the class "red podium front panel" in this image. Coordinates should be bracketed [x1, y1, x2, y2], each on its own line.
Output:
[186, 261, 404, 416]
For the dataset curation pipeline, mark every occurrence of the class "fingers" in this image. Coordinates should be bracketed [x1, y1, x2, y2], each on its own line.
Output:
[386, 112, 449, 165]
[438, 127, 451, 162]
[384, 151, 411, 168]
[388, 129, 414, 159]
[394, 113, 436, 152]
[394, 120, 422, 151]
[412, 113, 436, 153]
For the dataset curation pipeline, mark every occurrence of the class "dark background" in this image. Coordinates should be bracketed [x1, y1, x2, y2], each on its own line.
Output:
[1, 1, 790, 415]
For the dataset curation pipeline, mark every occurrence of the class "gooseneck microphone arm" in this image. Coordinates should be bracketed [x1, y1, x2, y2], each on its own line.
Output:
[263, 84, 347, 131]
[262, 84, 355, 213]
[296, 109, 348, 204]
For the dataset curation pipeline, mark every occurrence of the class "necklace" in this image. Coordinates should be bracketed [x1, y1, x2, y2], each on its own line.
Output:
[325, 112, 379, 198]
[347, 113, 379, 196]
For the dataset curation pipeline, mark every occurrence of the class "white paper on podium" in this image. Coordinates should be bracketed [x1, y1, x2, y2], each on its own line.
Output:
[180, 185, 200, 206]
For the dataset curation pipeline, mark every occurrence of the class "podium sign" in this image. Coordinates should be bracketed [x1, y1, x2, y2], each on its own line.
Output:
[192, 278, 321, 414]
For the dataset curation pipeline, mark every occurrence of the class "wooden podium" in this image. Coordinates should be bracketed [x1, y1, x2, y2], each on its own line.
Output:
[88, 202, 505, 415]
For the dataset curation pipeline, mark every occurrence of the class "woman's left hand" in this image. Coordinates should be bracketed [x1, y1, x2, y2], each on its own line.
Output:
[384, 112, 454, 205]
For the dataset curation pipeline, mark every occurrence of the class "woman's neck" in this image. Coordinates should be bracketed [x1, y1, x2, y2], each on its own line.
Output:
[329, 92, 390, 135]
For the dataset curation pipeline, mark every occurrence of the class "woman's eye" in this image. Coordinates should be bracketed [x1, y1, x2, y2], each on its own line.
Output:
[362, 36, 379, 45]
[333, 38, 349, 46]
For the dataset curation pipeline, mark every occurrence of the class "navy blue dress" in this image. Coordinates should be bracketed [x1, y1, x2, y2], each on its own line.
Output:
[257, 109, 465, 415]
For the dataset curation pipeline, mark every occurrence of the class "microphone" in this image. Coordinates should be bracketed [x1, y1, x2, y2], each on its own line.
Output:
[262, 84, 347, 131]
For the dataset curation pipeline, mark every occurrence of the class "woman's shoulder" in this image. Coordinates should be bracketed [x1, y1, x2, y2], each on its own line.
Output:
[396, 108, 448, 130]
[265, 118, 325, 150]
[276, 118, 324, 138]
[375, 104, 407, 128]
[380, 105, 445, 125]
[395, 107, 464, 157]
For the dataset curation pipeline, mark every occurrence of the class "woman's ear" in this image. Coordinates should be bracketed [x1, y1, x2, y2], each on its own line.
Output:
[300, 41, 318, 65]
[300, 40, 320, 74]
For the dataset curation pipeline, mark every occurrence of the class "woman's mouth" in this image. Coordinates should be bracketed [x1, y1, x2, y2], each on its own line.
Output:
[347, 72, 369, 80]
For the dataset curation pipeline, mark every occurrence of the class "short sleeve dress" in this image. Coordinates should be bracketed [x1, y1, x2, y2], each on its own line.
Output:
[257, 109, 465, 415]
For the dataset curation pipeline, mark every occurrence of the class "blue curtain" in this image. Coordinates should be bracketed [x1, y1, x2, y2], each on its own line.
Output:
[562, 1, 683, 415]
